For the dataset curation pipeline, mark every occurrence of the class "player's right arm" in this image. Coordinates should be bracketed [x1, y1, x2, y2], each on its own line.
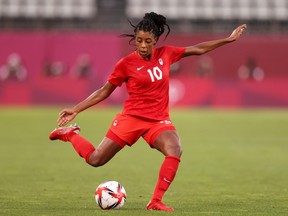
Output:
[57, 82, 117, 126]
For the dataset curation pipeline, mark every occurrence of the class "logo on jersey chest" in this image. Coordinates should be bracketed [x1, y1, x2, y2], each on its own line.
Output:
[137, 66, 144, 71]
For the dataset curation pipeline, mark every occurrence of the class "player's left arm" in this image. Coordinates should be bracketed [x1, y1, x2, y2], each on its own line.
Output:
[182, 24, 247, 57]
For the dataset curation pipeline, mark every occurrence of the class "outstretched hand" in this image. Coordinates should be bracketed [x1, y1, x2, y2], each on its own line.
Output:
[57, 109, 77, 127]
[228, 24, 247, 42]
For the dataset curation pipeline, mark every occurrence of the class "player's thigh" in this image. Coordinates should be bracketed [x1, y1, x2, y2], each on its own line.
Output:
[88, 137, 123, 167]
[153, 130, 182, 157]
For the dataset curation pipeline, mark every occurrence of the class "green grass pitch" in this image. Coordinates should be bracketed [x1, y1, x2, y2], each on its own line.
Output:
[0, 107, 287, 216]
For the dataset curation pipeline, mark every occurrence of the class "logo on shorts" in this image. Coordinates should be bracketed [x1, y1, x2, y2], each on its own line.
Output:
[113, 120, 118, 127]
[160, 120, 171, 125]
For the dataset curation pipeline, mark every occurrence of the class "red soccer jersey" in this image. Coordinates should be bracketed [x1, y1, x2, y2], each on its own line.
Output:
[108, 46, 185, 120]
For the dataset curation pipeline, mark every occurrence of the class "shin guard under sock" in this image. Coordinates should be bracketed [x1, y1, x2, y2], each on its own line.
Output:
[69, 134, 95, 163]
[151, 155, 181, 202]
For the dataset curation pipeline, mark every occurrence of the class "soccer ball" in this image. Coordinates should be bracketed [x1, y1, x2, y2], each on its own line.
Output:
[95, 181, 126, 210]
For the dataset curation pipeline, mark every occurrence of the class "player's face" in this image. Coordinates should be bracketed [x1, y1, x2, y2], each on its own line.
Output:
[135, 30, 157, 60]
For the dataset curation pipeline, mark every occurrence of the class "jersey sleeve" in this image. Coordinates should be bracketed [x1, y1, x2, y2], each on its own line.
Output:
[165, 46, 185, 64]
[107, 58, 127, 87]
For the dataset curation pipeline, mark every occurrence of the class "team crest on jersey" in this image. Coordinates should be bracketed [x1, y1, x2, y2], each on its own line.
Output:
[113, 120, 118, 127]
[159, 58, 163, 65]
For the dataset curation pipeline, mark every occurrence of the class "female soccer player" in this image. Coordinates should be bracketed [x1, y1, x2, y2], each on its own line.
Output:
[49, 12, 246, 211]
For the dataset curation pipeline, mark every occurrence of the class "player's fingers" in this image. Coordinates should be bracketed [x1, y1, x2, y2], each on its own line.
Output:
[57, 115, 68, 125]
[57, 110, 68, 122]
[59, 110, 67, 117]
[239, 24, 247, 31]
[235, 25, 246, 38]
[57, 117, 62, 125]
[58, 117, 69, 127]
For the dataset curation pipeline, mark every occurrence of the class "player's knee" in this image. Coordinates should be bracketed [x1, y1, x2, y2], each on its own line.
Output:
[166, 143, 182, 158]
[89, 157, 106, 167]
[174, 144, 182, 158]
[88, 152, 107, 167]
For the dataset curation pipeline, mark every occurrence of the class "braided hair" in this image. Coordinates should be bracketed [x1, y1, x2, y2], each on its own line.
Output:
[123, 12, 171, 44]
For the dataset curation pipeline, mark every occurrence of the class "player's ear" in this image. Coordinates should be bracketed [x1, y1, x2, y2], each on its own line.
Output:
[154, 37, 158, 45]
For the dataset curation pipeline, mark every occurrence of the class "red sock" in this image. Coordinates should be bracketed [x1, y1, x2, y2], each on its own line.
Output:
[151, 155, 181, 202]
[69, 134, 95, 163]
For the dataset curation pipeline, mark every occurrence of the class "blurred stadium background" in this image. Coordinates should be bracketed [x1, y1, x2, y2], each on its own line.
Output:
[0, 0, 288, 107]
[1, 2, 288, 215]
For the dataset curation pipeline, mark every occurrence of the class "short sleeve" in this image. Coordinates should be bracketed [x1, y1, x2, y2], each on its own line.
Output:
[165, 46, 185, 64]
[107, 58, 127, 87]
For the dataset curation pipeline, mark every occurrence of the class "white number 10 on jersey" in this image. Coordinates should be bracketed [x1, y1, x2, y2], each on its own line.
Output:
[147, 67, 163, 82]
